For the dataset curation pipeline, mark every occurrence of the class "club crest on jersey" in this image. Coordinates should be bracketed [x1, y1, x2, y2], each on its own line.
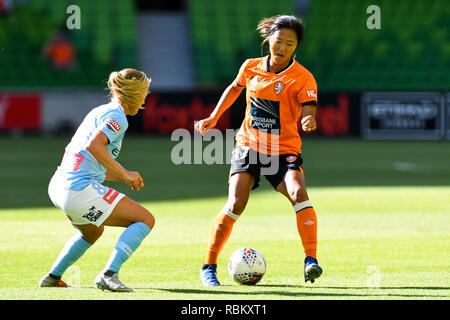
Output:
[274, 81, 285, 95]
[106, 119, 121, 133]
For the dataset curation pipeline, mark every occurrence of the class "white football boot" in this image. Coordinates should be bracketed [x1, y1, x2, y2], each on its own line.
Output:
[39, 273, 71, 288]
[94, 272, 133, 292]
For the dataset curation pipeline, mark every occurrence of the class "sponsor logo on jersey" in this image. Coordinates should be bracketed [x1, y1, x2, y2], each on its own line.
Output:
[274, 81, 285, 95]
[106, 119, 121, 133]
[111, 148, 120, 157]
[306, 90, 317, 99]
[250, 97, 280, 134]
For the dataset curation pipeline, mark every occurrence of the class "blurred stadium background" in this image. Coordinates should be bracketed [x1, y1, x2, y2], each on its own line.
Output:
[0, 0, 449, 206]
[0, 0, 449, 301]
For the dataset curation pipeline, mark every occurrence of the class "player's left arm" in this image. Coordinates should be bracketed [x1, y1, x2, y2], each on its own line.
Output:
[298, 75, 318, 132]
[90, 114, 143, 190]
[301, 105, 317, 132]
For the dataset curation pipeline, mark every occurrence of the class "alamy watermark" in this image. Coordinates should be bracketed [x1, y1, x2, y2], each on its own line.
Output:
[65, 4, 380, 32]
[366, 5, 381, 30]
[65, 265, 81, 288]
[66, 5, 81, 30]
[366, 265, 381, 289]
[171, 127, 281, 175]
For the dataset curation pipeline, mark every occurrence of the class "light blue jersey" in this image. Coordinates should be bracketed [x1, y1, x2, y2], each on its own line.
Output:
[54, 102, 128, 190]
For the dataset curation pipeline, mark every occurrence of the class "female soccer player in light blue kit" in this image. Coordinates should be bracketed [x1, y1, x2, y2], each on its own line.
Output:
[39, 68, 154, 292]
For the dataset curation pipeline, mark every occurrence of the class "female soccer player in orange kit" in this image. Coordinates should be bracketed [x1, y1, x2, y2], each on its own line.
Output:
[195, 15, 322, 286]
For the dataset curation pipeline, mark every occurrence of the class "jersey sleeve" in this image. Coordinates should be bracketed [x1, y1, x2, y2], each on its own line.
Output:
[98, 111, 127, 144]
[235, 59, 249, 87]
[297, 74, 318, 106]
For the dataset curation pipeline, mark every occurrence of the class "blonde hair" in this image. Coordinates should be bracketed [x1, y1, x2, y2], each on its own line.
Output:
[107, 68, 151, 113]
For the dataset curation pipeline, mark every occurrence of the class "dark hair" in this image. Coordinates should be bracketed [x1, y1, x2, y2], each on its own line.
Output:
[256, 15, 304, 53]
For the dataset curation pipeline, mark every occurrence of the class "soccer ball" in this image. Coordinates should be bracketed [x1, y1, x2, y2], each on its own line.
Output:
[227, 247, 266, 285]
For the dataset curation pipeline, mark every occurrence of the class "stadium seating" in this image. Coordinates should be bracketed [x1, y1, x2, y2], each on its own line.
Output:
[188, 0, 450, 90]
[1, 0, 448, 91]
[188, 0, 294, 86]
[0, 0, 137, 88]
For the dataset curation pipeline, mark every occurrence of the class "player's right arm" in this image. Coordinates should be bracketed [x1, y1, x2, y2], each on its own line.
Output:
[195, 59, 249, 135]
[194, 81, 245, 135]
[86, 130, 144, 191]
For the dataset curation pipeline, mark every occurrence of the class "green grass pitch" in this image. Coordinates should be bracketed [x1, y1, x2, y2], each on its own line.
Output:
[0, 136, 449, 300]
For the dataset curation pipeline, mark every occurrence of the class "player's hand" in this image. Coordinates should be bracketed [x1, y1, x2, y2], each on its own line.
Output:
[301, 115, 317, 132]
[123, 171, 144, 191]
[194, 117, 218, 136]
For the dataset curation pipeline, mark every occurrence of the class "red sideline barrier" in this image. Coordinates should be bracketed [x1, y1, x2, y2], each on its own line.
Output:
[0, 94, 41, 131]
[141, 91, 357, 136]
[142, 93, 231, 133]
[310, 93, 350, 136]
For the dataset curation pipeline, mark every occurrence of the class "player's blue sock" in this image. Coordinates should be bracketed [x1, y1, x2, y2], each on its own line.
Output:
[104, 222, 151, 273]
[49, 233, 92, 277]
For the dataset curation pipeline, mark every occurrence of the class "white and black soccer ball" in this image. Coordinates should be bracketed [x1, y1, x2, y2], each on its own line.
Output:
[227, 247, 266, 285]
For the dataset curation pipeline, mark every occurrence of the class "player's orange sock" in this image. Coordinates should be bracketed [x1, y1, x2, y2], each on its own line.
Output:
[205, 209, 239, 265]
[294, 200, 317, 259]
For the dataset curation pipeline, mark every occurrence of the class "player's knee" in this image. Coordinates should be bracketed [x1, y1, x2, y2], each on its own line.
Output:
[141, 209, 155, 229]
[227, 198, 247, 215]
[289, 187, 307, 204]
[80, 225, 104, 244]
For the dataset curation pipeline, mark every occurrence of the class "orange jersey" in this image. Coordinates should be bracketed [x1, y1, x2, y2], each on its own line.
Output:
[234, 56, 318, 155]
